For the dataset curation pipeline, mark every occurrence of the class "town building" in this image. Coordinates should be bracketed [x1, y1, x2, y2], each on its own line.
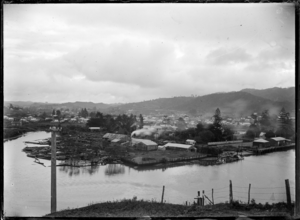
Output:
[164, 143, 196, 151]
[89, 127, 101, 132]
[252, 139, 270, 148]
[186, 139, 196, 145]
[269, 137, 291, 146]
[131, 138, 158, 151]
[103, 133, 130, 142]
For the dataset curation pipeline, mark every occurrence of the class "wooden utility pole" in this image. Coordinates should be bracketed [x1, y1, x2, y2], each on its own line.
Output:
[161, 185, 165, 203]
[212, 189, 214, 205]
[50, 126, 61, 213]
[229, 180, 233, 204]
[285, 179, 292, 211]
[248, 184, 251, 204]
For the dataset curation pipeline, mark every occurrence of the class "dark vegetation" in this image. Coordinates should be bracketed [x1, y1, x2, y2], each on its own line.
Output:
[245, 108, 294, 140]
[86, 112, 138, 135]
[45, 198, 293, 218]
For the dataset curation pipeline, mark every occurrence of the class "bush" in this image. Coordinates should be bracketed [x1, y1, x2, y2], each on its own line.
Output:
[161, 158, 167, 163]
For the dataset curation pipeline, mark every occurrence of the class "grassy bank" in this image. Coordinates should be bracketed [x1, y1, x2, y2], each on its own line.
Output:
[45, 199, 293, 218]
[3, 127, 33, 140]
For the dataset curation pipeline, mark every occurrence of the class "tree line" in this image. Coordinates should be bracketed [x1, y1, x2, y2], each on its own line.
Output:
[160, 108, 234, 144]
[245, 108, 294, 139]
[86, 112, 143, 135]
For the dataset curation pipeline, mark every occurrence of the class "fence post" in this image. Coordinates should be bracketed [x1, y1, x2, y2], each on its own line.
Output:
[161, 185, 165, 203]
[212, 188, 214, 205]
[229, 180, 233, 204]
[248, 183, 251, 204]
[285, 179, 292, 210]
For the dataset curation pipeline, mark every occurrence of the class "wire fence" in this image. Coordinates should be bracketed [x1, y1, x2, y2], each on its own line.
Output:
[190, 179, 295, 206]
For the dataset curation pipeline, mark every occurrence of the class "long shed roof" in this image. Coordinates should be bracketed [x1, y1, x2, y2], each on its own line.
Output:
[253, 138, 269, 143]
[132, 138, 157, 146]
[271, 137, 288, 141]
[164, 143, 192, 149]
[103, 133, 129, 140]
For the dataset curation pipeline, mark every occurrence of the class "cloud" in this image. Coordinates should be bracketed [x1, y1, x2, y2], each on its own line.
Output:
[62, 39, 176, 88]
[3, 3, 295, 104]
[206, 47, 253, 65]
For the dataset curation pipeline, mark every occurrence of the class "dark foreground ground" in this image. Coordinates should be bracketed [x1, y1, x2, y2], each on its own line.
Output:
[45, 199, 296, 219]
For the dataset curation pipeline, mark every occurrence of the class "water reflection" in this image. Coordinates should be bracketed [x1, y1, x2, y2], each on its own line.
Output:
[105, 164, 125, 176]
[59, 164, 100, 176]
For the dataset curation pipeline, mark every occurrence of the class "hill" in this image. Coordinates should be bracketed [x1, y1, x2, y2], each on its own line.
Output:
[116, 96, 194, 115]
[175, 91, 294, 118]
[241, 87, 295, 102]
[4, 87, 295, 117]
[116, 90, 294, 117]
[4, 101, 115, 110]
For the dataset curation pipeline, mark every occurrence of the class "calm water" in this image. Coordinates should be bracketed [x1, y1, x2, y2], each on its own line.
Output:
[4, 131, 296, 216]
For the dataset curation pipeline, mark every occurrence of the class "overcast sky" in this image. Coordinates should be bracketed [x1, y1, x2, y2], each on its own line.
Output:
[4, 3, 295, 104]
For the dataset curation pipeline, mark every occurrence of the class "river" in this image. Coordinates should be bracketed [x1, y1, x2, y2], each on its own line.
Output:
[4, 131, 296, 216]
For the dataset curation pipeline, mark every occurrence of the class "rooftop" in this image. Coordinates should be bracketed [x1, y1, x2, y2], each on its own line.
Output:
[132, 138, 157, 146]
[164, 143, 192, 149]
[253, 138, 269, 143]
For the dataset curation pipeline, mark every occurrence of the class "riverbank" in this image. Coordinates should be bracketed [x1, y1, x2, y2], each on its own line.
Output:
[16, 126, 295, 169]
[44, 199, 293, 218]
[3, 127, 36, 142]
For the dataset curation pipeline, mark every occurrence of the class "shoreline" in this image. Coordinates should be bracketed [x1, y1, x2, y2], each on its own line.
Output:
[7, 128, 296, 170]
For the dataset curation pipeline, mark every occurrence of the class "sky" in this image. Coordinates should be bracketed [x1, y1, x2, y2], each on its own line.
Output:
[4, 3, 295, 104]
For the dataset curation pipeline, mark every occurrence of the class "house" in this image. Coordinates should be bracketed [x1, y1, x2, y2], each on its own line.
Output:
[253, 139, 270, 148]
[259, 132, 266, 139]
[269, 137, 290, 146]
[131, 138, 158, 151]
[164, 143, 196, 151]
[110, 139, 124, 147]
[103, 133, 130, 142]
[89, 127, 101, 132]
[186, 139, 196, 145]
[158, 145, 166, 151]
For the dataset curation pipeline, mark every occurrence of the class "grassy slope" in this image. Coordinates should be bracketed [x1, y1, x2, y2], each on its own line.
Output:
[45, 199, 293, 218]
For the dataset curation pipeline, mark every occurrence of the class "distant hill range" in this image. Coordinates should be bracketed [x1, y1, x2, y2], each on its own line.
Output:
[4, 87, 295, 117]
[240, 87, 295, 102]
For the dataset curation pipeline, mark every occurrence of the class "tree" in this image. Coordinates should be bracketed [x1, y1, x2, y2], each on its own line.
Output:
[196, 123, 205, 133]
[265, 130, 276, 138]
[245, 112, 261, 138]
[208, 108, 223, 141]
[276, 108, 293, 138]
[41, 112, 47, 119]
[139, 114, 144, 129]
[246, 124, 260, 138]
[245, 130, 255, 139]
[196, 130, 215, 143]
[222, 126, 234, 141]
[56, 110, 61, 118]
[89, 111, 96, 118]
[176, 117, 187, 131]
[260, 110, 271, 132]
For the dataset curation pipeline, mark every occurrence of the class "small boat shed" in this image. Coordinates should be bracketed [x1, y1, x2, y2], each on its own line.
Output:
[253, 138, 270, 148]
[269, 137, 291, 146]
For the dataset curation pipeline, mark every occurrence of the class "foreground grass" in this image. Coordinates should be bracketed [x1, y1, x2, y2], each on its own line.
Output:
[45, 199, 293, 218]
